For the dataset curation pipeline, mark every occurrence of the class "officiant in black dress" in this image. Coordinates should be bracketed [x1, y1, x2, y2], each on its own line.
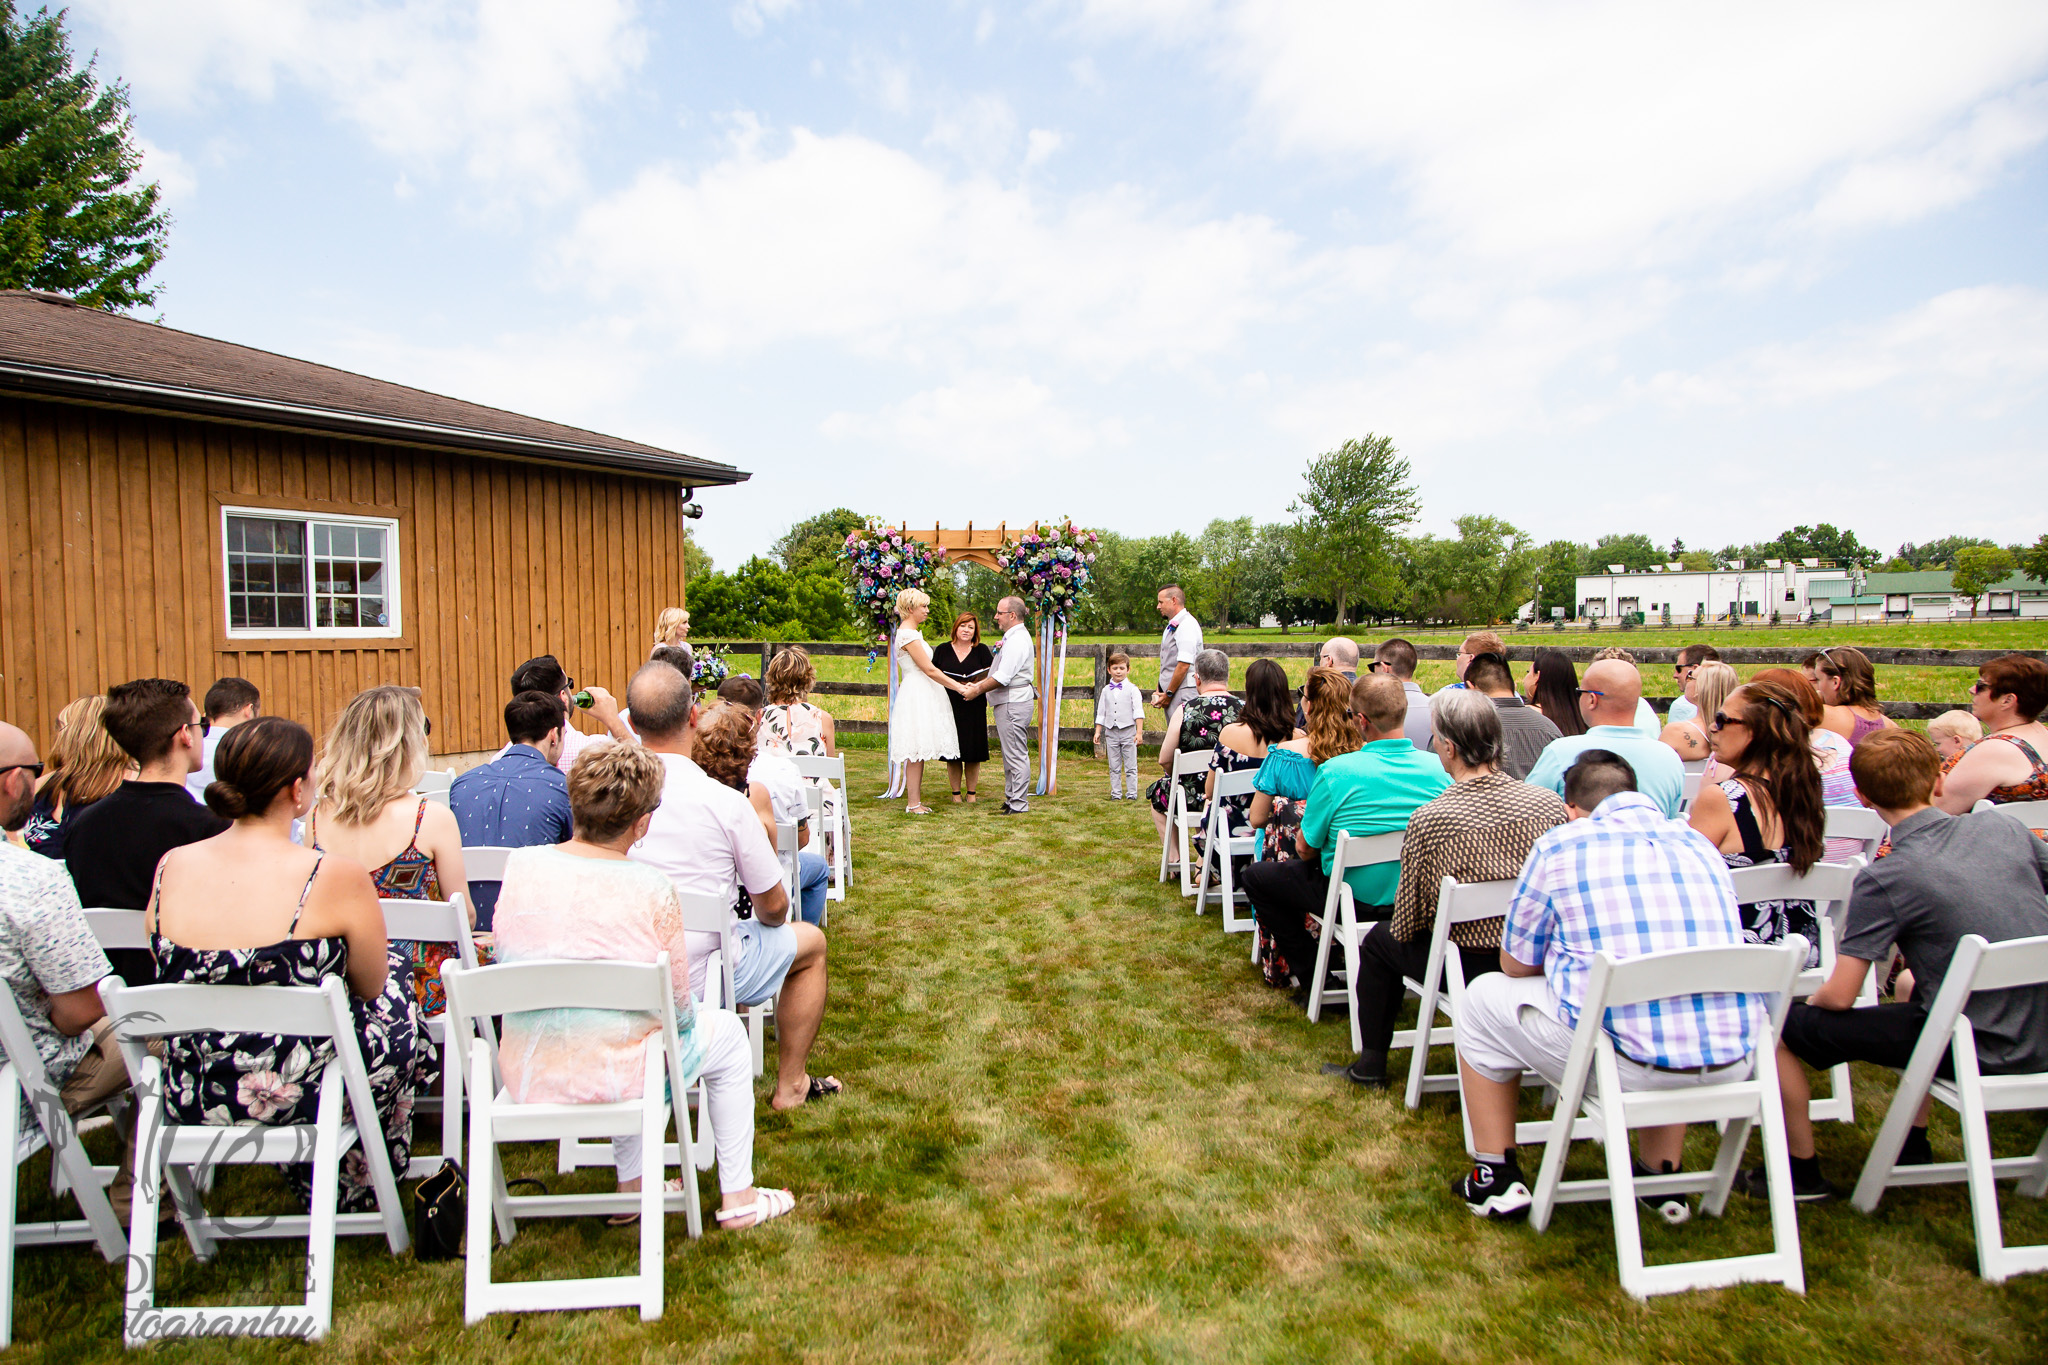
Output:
[935, 611, 994, 802]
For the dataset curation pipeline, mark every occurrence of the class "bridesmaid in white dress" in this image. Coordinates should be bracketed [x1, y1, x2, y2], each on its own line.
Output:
[890, 588, 966, 814]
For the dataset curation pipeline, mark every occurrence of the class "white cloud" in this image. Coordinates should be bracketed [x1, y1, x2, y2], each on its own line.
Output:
[1083, 1, 2048, 275]
[1024, 129, 1064, 167]
[134, 137, 196, 204]
[821, 373, 1128, 468]
[560, 125, 1302, 371]
[925, 93, 1020, 168]
[732, 0, 799, 38]
[76, 0, 647, 200]
[1645, 285, 2048, 417]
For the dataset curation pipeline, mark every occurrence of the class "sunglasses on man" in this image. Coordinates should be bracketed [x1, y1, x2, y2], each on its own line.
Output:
[0, 762, 43, 780]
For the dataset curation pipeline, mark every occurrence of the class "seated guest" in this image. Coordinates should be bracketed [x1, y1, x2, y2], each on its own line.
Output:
[1452, 752, 1760, 1222]
[1808, 646, 1894, 748]
[23, 695, 128, 860]
[493, 743, 792, 1229]
[1526, 660, 1686, 817]
[65, 679, 229, 984]
[1749, 729, 2048, 1201]
[1660, 660, 1738, 768]
[1934, 653, 2048, 814]
[625, 663, 839, 1109]
[1201, 660, 1294, 870]
[1925, 708, 1983, 772]
[694, 696, 816, 923]
[1251, 667, 1359, 989]
[1244, 675, 1449, 999]
[1689, 681, 1826, 961]
[310, 687, 471, 1018]
[1591, 647, 1661, 737]
[449, 690, 572, 930]
[1439, 630, 1507, 693]
[1147, 650, 1239, 852]
[1666, 645, 1721, 725]
[0, 720, 139, 1217]
[150, 716, 421, 1212]
[185, 676, 260, 800]
[1524, 649, 1588, 737]
[1750, 668, 1860, 859]
[506, 655, 633, 773]
[1293, 637, 1358, 732]
[759, 646, 838, 759]
[717, 676, 830, 928]
[1370, 638, 1433, 751]
[1324, 690, 1567, 1086]
[1464, 651, 1558, 781]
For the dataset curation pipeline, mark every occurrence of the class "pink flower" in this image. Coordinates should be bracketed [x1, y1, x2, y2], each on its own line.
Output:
[236, 1070, 302, 1121]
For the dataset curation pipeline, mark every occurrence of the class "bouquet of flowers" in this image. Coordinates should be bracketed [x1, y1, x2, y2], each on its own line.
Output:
[692, 644, 731, 691]
[837, 523, 948, 648]
[995, 519, 1100, 623]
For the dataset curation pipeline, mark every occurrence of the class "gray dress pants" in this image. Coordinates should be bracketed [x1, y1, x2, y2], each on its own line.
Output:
[992, 698, 1033, 811]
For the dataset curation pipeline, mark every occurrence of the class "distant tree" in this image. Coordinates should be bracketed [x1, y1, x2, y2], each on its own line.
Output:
[2020, 533, 2048, 585]
[1196, 516, 1260, 628]
[683, 526, 714, 583]
[1878, 556, 1913, 572]
[1286, 434, 1420, 625]
[1677, 550, 1714, 572]
[1448, 514, 1538, 622]
[0, 3, 167, 308]
[1952, 546, 2016, 620]
[1895, 536, 1996, 570]
[689, 556, 863, 640]
[1582, 533, 1661, 573]
[1535, 540, 1585, 618]
[772, 508, 869, 576]
[1754, 523, 1880, 568]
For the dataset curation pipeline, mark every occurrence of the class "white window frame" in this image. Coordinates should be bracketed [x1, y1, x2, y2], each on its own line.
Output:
[221, 505, 403, 640]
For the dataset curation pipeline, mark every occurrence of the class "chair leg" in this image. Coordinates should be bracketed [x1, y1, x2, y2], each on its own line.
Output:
[122, 1087, 164, 1349]
[304, 1069, 344, 1341]
[638, 1045, 666, 1320]
[1751, 1043, 1806, 1292]
[465, 1044, 495, 1323]
[0, 1086, 18, 1350]
[1306, 909, 1338, 1023]
[2017, 1123, 2048, 1201]
[1594, 1059, 1649, 1301]
[1342, 915, 1364, 1056]
[1955, 1062, 2011, 1281]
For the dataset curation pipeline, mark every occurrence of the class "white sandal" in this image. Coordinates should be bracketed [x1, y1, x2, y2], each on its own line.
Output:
[715, 1187, 796, 1229]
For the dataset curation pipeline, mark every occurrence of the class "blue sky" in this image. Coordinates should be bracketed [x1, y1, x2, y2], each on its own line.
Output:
[73, 1, 2048, 569]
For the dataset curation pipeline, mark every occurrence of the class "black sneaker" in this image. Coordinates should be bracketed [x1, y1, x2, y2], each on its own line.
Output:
[1899, 1130, 1935, 1166]
[1735, 1164, 1839, 1203]
[1320, 1059, 1389, 1088]
[1453, 1161, 1531, 1221]
[1634, 1163, 1692, 1226]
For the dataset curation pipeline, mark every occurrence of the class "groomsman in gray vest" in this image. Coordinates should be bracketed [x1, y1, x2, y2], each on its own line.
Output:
[967, 596, 1037, 814]
[1151, 585, 1204, 722]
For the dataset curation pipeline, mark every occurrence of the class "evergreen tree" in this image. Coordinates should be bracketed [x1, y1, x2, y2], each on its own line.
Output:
[0, 4, 167, 308]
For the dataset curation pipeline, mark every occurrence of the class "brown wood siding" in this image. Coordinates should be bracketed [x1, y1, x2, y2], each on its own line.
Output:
[0, 396, 687, 758]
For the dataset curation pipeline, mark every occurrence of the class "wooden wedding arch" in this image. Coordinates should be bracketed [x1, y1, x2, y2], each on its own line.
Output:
[893, 522, 1035, 572]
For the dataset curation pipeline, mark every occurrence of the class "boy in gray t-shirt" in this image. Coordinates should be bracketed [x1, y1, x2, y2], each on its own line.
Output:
[1746, 729, 2048, 1203]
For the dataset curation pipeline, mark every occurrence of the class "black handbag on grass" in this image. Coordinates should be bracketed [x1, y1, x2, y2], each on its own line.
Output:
[413, 1160, 467, 1260]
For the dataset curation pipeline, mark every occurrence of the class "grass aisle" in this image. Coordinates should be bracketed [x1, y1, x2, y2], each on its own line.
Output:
[14, 748, 2048, 1361]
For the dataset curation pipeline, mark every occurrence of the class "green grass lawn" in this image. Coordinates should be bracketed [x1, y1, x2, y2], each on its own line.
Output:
[11, 749, 2048, 1361]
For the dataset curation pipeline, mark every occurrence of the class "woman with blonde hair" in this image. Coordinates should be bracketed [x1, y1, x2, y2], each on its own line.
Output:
[311, 686, 471, 1017]
[1659, 660, 1739, 769]
[651, 606, 690, 654]
[23, 695, 131, 858]
[887, 588, 966, 814]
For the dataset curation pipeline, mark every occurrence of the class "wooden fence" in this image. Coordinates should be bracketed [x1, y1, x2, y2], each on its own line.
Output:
[695, 639, 2021, 747]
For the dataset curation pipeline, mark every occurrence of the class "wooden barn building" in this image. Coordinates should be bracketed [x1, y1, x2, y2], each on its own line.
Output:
[0, 290, 747, 757]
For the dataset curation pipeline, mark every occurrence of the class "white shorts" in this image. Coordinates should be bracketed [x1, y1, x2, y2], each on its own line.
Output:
[1456, 973, 1747, 1091]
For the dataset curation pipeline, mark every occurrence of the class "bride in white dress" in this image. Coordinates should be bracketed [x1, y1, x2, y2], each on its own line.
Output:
[890, 588, 965, 814]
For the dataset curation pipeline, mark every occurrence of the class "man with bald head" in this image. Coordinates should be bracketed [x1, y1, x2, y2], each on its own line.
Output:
[1524, 658, 1686, 817]
[623, 662, 842, 1109]
[1295, 637, 1359, 732]
[0, 721, 140, 1215]
[1151, 585, 1203, 719]
[966, 596, 1037, 814]
[1243, 675, 1451, 1000]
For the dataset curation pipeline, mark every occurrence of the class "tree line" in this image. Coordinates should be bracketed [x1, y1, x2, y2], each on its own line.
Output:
[683, 436, 2048, 639]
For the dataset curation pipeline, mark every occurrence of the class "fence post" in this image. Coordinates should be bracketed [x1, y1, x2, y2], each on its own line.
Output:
[761, 640, 773, 680]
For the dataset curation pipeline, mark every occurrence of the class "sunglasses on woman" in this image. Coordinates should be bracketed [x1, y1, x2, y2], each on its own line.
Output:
[1709, 711, 1747, 731]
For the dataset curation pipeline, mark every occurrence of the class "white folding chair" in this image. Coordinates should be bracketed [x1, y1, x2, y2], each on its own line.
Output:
[1525, 938, 1810, 1300]
[1680, 760, 1708, 815]
[1156, 750, 1214, 898]
[790, 755, 850, 899]
[1729, 860, 1866, 1124]
[1194, 769, 1259, 932]
[1972, 798, 2048, 832]
[802, 785, 830, 927]
[0, 988, 127, 1348]
[442, 955, 702, 1323]
[381, 895, 479, 1178]
[99, 975, 410, 1344]
[460, 846, 515, 911]
[413, 768, 455, 808]
[1850, 932, 2048, 1283]
[1399, 879, 1514, 1109]
[1306, 831, 1404, 1053]
[555, 893, 733, 1175]
[775, 822, 801, 905]
[1823, 806, 1887, 861]
[82, 908, 147, 953]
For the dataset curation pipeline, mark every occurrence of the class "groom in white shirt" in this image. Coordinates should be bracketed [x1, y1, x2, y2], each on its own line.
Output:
[967, 596, 1036, 814]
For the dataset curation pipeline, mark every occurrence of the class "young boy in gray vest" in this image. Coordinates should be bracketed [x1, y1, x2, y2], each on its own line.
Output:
[1093, 651, 1146, 799]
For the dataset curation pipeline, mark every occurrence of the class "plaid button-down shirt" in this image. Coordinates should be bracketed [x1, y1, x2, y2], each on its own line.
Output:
[1501, 791, 1758, 1069]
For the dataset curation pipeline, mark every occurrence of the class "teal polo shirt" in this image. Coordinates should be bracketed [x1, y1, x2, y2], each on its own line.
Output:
[1524, 725, 1687, 818]
[1300, 739, 1451, 906]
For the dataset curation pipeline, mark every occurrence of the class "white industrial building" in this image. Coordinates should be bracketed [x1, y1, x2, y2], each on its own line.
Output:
[1574, 560, 1841, 623]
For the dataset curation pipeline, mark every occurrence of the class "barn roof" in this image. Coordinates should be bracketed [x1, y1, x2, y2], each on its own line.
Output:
[0, 291, 747, 485]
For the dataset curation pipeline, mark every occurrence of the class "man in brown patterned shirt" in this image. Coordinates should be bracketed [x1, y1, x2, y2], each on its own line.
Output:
[1324, 688, 1569, 1087]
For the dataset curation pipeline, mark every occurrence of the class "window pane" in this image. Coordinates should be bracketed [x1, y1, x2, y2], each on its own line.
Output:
[313, 523, 329, 557]
[225, 514, 312, 634]
[279, 594, 306, 629]
[248, 595, 276, 629]
[363, 598, 388, 628]
[358, 563, 383, 595]
[331, 597, 358, 628]
[356, 528, 383, 560]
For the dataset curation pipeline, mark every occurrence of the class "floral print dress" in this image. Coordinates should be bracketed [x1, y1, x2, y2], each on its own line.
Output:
[1252, 745, 1317, 988]
[1147, 693, 1243, 815]
[151, 857, 423, 1212]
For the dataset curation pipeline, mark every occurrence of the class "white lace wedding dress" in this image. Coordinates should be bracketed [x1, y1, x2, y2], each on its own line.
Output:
[889, 623, 961, 763]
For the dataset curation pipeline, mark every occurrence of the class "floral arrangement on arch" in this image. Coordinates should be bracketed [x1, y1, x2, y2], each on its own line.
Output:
[691, 644, 731, 691]
[838, 523, 949, 646]
[996, 520, 1100, 623]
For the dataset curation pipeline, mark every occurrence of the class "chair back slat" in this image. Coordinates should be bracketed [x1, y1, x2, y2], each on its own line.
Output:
[1212, 769, 1258, 798]
[1330, 830, 1403, 872]
[675, 892, 730, 936]
[790, 755, 847, 783]
[380, 895, 472, 947]
[103, 979, 345, 1041]
[1172, 749, 1213, 779]
[1441, 878, 1515, 924]
[1949, 932, 2048, 995]
[461, 846, 516, 883]
[442, 957, 670, 1020]
[1823, 806, 1888, 846]
[803, 785, 826, 822]
[1727, 859, 1860, 907]
[84, 907, 149, 952]
[1972, 798, 2048, 832]
[1588, 939, 1808, 1013]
